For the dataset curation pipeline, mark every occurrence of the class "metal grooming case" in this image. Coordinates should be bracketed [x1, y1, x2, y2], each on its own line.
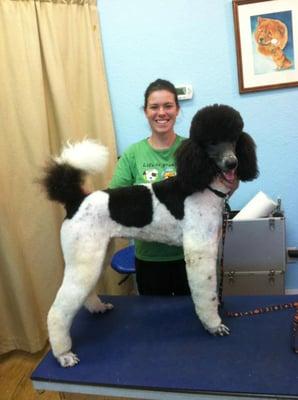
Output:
[222, 201, 286, 295]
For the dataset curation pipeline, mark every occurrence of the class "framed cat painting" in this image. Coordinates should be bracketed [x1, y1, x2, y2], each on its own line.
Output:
[233, 0, 298, 93]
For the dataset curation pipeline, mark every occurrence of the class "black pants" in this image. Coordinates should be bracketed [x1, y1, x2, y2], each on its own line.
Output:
[135, 257, 191, 296]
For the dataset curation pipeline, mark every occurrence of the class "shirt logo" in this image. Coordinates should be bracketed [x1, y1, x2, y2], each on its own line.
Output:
[143, 168, 159, 183]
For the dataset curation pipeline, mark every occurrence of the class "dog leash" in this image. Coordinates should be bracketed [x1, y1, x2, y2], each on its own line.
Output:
[218, 198, 229, 306]
[225, 301, 298, 353]
[206, 185, 229, 306]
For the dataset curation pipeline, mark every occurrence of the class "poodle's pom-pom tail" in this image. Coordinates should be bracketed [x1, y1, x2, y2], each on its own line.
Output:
[55, 139, 109, 174]
[40, 139, 108, 206]
[41, 162, 85, 204]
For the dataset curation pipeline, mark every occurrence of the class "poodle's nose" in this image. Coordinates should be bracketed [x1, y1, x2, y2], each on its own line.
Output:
[224, 157, 238, 170]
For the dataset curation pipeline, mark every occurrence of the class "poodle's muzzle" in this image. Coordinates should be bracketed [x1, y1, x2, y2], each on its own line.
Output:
[206, 141, 238, 172]
[221, 154, 238, 172]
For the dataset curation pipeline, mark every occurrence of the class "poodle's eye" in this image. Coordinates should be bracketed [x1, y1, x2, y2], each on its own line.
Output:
[205, 144, 218, 157]
[207, 142, 218, 149]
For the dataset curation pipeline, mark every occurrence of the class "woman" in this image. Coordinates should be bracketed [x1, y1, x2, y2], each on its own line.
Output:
[109, 79, 190, 295]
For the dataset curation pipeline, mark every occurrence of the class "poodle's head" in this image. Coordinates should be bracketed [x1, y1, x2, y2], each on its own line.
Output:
[190, 104, 244, 146]
[176, 104, 259, 192]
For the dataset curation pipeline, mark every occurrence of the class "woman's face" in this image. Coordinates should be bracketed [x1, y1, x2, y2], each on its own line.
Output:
[144, 90, 179, 136]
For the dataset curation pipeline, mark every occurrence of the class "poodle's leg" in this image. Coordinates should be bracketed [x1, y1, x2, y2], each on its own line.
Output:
[183, 232, 230, 336]
[84, 239, 116, 313]
[47, 239, 110, 367]
[84, 290, 113, 313]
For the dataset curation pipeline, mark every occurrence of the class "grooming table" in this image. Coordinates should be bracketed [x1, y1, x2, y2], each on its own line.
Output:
[31, 295, 298, 400]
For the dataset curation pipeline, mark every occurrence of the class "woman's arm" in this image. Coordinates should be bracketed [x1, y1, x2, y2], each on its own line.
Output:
[109, 151, 136, 188]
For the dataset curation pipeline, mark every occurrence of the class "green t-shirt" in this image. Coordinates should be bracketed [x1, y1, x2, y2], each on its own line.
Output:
[109, 135, 185, 262]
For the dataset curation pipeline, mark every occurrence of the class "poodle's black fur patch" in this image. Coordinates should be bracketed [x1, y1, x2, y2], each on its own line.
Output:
[152, 177, 192, 220]
[40, 162, 87, 219]
[105, 185, 153, 227]
[175, 139, 219, 192]
[235, 132, 259, 181]
[190, 104, 244, 146]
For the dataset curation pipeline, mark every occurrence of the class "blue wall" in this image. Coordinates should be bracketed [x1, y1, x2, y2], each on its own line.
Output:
[98, 0, 298, 290]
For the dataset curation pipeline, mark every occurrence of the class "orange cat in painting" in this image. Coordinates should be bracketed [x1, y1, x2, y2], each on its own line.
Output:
[254, 17, 292, 70]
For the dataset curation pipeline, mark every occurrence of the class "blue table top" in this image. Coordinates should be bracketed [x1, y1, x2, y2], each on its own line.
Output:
[32, 295, 298, 398]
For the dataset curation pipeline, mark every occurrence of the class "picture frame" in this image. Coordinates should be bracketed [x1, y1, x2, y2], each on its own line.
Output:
[232, 0, 298, 93]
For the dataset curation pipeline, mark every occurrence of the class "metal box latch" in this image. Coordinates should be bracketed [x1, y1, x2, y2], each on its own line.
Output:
[268, 269, 275, 285]
[227, 271, 235, 285]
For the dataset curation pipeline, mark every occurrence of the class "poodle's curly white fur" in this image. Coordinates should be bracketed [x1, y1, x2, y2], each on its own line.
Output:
[42, 104, 258, 367]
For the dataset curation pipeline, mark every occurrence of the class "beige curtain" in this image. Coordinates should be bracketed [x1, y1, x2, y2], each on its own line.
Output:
[0, 0, 132, 355]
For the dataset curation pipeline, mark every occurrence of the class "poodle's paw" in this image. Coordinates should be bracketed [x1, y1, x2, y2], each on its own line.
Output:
[97, 302, 114, 313]
[88, 301, 114, 314]
[85, 296, 114, 313]
[57, 351, 80, 367]
[209, 323, 230, 336]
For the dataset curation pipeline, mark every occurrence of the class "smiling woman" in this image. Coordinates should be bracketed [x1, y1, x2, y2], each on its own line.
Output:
[144, 86, 180, 149]
[109, 78, 191, 296]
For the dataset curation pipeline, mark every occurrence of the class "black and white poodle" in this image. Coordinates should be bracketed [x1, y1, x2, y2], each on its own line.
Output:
[41, 104, 258, 367]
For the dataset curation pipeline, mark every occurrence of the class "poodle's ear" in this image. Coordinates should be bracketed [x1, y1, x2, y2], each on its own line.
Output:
[236, 132, 259, 181]
[175, 139, 217, 191]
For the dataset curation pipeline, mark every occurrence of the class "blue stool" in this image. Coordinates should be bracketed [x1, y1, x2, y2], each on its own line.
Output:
[111, 245, 136, 285]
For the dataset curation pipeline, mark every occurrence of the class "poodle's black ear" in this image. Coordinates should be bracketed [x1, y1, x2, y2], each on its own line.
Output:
[236, 132, 259, 181]
[175, 139, 218, 191]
